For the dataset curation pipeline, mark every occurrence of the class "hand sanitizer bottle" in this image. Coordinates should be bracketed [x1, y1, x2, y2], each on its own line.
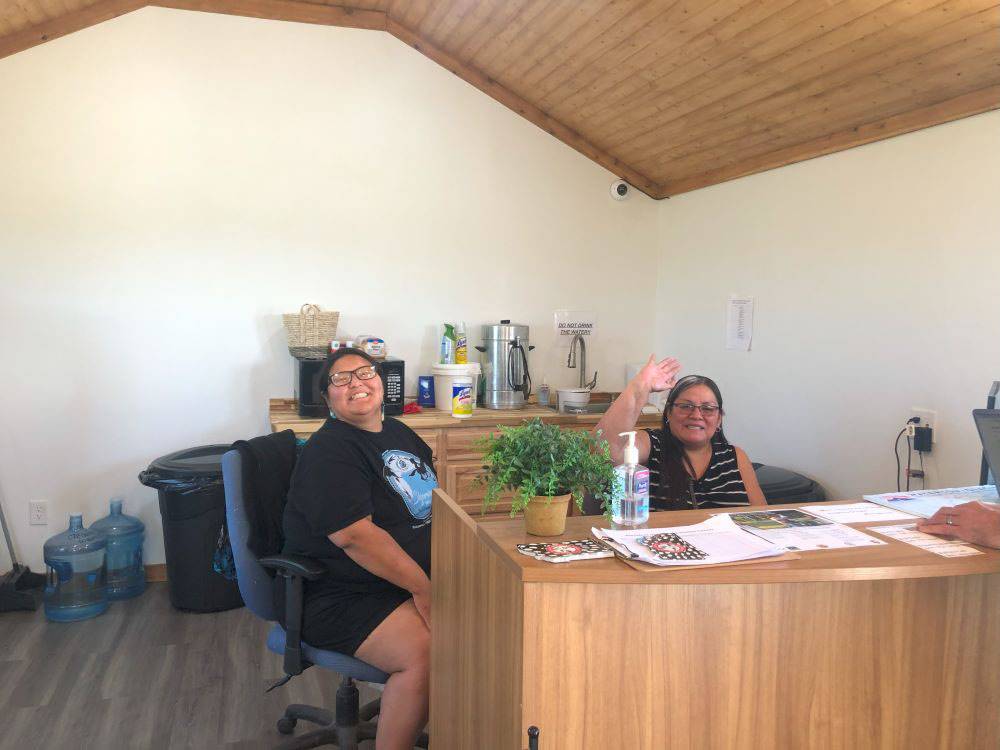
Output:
[612, 431, 650, 526]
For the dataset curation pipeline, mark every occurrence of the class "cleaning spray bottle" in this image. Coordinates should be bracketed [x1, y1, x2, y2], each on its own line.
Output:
[439, 323, 456, 364]
[454, 322, 468, 364]
[612, 431, 650, 526]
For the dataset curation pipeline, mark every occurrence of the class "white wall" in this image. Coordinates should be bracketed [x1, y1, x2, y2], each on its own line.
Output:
[656, 110, 1000, 500]
[0, 8, 660, 570]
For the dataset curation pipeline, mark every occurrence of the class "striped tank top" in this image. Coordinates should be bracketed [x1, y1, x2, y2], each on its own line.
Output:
[644, 428, 750, 510]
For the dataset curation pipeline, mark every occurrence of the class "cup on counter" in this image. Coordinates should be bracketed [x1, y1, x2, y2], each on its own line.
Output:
[537, 383, 550, 406]
[418, 376, 435, 407]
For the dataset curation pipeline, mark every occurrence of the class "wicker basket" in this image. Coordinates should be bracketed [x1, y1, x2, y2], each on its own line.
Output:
[283, 304, 339, 360]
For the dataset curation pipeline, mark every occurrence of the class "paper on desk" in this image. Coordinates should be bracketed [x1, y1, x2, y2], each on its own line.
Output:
[592, 513, 782, 567]
[863, 485, 1000, 519]
[800, 502, 918, 523]
[727, 508, 885, 552]
[868, 524, 983, 557]
[725, 295, 754, 351]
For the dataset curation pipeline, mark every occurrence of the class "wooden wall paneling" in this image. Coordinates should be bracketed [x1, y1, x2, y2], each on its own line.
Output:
[660, 84, 1000, 196]
[503, 0, 633, 89]
[387, 16, 662, 196]
[488, 0, 606, 88]
[586, 0, 911, 142]
[547, 0, 800, 124]
[627, 0, 998, 170]
[0, 0, 145, 59]
[466, 0, 564, 71]
[452, 0, 528, 59]
[431, 0, 501, 51]
[428, 489, 523, 748]
[389, 0, 431, 30]
[147, 0, 387, 29]
[654, 30, 1000, 180]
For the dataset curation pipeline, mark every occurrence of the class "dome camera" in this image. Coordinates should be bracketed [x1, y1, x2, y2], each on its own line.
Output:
[610, 180, 630, 200]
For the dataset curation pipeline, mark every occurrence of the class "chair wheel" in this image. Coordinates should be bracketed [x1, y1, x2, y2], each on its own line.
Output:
[276, 717, 297, 735]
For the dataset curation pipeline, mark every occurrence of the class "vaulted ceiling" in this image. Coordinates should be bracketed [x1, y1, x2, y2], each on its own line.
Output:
[2, 0, 999, 198]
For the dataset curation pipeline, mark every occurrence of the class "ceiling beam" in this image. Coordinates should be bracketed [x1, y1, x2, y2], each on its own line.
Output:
[385, 16, 662, 199]
[659, 84, 1000, 198]
[148, 0, 385, 29]
[0, 0, 147, 60]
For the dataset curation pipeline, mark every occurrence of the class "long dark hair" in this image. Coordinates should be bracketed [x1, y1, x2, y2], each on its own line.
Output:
[654, 375, 728, 508]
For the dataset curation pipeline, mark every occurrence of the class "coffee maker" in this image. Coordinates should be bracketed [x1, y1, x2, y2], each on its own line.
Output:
[479, 321, 532, 410]
[295, 356, 405, 417]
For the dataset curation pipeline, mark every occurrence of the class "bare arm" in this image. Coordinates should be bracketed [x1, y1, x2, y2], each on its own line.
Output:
[595, 355, 681, 464]
[329, 517, 432, 625]
[735, 447, 766, 507]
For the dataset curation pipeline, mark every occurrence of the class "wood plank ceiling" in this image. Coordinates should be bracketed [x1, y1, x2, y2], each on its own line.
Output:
[2, 0, 998, 197]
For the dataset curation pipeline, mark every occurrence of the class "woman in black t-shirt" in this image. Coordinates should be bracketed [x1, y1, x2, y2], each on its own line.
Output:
[595, 356, 766, 510]
[283, 348, 433, 749]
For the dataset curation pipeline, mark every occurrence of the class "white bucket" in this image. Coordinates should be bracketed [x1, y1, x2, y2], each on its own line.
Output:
[432, 363, 481, 412]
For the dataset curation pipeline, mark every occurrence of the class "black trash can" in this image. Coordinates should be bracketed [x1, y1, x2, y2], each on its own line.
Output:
[139, 445, 244, 612]
[753, 464, 827, 505]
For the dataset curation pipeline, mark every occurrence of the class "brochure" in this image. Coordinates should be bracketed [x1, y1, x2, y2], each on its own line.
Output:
[592, 513, 783, 567]
[727, 508, 886, 551]
[799, 502, 917, 523]
[863, 485, 999, 519]
[516, 539, 613, 564]
[868, 524, 983, 558]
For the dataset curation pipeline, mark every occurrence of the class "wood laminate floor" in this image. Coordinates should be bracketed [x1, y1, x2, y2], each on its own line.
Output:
[0, 583, 381, 749]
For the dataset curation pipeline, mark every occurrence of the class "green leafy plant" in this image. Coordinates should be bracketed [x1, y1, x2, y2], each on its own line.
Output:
[477, 418, 617, 517]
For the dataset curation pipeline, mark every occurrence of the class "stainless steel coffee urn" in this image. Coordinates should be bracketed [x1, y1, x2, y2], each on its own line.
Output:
[479, 321, 532, 410]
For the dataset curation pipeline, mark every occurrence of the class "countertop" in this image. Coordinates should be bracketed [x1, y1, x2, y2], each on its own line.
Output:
[269, 397, 661, 435]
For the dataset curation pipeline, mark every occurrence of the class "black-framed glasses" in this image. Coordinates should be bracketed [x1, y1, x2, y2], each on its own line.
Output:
[672, 401, 720, 416]
[329, 364, 379, 387]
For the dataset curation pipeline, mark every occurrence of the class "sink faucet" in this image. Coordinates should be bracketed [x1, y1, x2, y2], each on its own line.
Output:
[567, 334, 598, 390]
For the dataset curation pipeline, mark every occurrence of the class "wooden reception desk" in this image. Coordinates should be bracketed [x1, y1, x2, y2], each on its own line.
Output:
[428, 490, 1000, 749]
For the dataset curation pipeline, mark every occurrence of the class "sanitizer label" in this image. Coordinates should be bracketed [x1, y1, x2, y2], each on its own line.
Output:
[634, 469, 650, 496]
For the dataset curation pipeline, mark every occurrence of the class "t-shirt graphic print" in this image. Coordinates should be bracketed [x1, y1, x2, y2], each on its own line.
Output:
[382, 449, 436, 525]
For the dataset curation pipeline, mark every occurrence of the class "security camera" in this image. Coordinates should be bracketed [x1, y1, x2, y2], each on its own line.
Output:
[610, 180, 630, 200]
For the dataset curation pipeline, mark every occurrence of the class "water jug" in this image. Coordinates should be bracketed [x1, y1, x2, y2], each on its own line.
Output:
[43, 513, 109, 622]
[91, 498, 146, 600]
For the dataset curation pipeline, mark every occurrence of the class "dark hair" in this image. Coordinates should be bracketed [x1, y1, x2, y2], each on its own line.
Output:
[655, 375, 728, 508]
[318, 347, 379, 401]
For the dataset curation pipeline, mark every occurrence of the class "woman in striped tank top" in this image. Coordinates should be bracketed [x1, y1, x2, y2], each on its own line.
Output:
[596, 357, 765, 510]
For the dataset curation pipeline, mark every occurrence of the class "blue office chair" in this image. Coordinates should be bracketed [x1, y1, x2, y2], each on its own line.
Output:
[222, 445, 417, 749]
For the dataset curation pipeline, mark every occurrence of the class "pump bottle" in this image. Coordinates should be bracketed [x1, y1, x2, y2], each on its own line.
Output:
[612, 431, 650, 526]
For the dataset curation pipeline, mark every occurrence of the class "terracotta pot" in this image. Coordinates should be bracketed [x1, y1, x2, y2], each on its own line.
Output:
[523, 494, 572, 536]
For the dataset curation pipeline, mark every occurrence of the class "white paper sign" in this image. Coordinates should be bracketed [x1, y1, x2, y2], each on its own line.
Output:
[726, 296, 754, 351]
[554, 310, 597, 346]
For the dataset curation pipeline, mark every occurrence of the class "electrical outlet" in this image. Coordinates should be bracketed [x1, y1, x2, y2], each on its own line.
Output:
[29, 500, 48, 525]
[910, 408, 937, 443]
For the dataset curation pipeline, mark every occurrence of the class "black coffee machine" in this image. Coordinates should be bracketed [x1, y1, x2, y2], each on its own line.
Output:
[295, 357, 405, 417]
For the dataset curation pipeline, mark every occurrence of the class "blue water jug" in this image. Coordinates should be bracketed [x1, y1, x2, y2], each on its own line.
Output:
[43, 513, 109, 622]
[91, 498, 146, 600]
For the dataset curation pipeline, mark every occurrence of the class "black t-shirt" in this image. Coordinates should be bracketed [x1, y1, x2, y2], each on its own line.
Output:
[282, 416, 436, 593]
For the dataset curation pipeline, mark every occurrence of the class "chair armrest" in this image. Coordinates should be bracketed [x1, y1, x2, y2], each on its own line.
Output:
[259, 554, 326, 581]
[259, 554, 326, 682]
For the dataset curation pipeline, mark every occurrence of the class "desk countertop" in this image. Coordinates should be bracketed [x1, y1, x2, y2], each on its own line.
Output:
[469, 499, 1000, 585]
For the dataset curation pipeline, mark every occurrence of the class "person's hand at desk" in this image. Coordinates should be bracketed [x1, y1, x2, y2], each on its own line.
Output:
[917, 501, 1000, 549]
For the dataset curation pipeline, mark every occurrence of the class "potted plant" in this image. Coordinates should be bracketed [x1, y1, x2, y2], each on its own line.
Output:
[477, 418, 617, 536]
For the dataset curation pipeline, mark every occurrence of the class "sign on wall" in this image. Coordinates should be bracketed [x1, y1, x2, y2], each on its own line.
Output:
[726, 296, 754, 351]
[554, 310, 597, 346]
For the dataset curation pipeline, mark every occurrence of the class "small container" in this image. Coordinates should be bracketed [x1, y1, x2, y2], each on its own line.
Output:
[91, 498, 146, 600]
[537, 382, 550, 406]
[451, 376, 473, 419]
[418, 376, 435, 407]
[43, 513, 110, 622]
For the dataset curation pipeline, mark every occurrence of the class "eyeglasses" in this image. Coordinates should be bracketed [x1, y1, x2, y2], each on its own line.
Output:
[329, 364, 379, 387]
[672, 402, 720, 416]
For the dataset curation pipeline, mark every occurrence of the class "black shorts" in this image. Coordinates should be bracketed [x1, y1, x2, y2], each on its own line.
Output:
[300, 585, 412, 656]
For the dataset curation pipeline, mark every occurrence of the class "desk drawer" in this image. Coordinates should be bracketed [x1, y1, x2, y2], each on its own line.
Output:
[445, 460, 513, 517]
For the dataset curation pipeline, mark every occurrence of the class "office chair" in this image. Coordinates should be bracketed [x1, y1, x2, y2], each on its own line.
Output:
[222, 441, 428, 749]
